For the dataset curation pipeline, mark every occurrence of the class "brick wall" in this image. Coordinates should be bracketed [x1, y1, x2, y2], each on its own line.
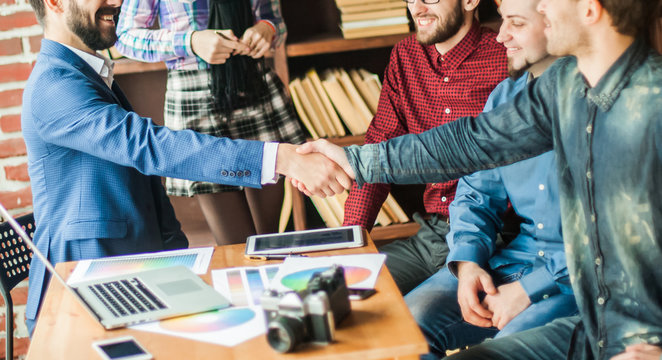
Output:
[0, 0, 41, 358]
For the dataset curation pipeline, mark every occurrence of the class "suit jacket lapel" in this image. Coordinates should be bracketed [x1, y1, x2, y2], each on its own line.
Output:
[41, 40, 132, 110]
[111, 82, 134, 112]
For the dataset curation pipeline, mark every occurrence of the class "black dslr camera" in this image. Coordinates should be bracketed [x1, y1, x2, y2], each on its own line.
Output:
[261, 265, 351, 353]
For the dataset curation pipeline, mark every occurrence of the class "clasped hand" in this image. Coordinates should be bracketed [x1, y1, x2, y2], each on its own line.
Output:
[456, 262, 531, 330]
[191, 21, 276, 64]
[289, 139, 355, 197]
[276, 143, 354, 198]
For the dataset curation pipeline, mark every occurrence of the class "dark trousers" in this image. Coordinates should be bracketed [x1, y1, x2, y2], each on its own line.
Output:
[379, 213, 450, 295]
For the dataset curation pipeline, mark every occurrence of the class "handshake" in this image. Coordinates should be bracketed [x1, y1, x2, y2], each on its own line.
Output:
[276, 139, 354, 198]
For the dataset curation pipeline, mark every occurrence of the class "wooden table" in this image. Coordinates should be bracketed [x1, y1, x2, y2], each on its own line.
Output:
[27, 237, 427, 360]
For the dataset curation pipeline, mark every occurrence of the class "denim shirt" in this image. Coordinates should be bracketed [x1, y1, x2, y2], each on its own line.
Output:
[345, 39, 662, 359]
[448, 74, 572, 303]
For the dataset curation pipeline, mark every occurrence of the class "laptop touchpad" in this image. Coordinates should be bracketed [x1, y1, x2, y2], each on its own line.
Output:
[157, 279, 201, 296]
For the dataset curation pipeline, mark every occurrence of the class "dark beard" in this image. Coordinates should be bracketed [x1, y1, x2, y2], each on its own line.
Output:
[417, 0, 464, 45]
[67, 1, 117, 51]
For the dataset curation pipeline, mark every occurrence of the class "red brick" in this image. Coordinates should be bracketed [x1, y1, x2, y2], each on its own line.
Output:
[14, 336, 30, 357]
[0, 337, 31, 359]
[0, 38, 22, 57]
[0, 89, 23, 108]
[0, 63, 33, 83]
[9, 287, 27, 305]
[0, 138, 26, 158]
[5, 163, 29, 182]
[0, 115, 21, 133]
[28, 35, 43, 53]
[0, 187, 32, 210]
[0, 12, 38, 32]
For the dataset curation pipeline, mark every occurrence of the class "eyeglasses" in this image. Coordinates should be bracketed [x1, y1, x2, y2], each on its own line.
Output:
[402, 0, 441, 4]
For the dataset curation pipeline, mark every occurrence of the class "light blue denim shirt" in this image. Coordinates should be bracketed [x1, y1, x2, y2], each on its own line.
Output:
[346, 39, 662, 359]
[447, 74, 572, 304]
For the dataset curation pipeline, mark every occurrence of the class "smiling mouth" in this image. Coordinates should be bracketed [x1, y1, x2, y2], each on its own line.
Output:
[416, 17, 436, 27]
[97, 8, 119, 23]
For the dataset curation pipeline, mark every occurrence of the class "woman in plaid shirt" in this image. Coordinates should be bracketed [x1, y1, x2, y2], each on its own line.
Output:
[116, 0, 305, 245]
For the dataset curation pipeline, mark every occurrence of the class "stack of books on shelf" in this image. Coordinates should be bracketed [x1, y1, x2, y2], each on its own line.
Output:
[311, 191, 410, 228]
[334, 0, 410, 39]
[289, 67, 382, 138]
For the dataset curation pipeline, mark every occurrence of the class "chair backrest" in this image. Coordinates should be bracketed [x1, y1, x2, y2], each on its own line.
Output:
[0, 213, 34, 291]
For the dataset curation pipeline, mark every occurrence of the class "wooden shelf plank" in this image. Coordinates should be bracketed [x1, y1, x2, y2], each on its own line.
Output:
[325, 134, 366, 147]
[114, 58, 166, 75]
[370, 222, 420, 242]
[286, 32, 412, 57]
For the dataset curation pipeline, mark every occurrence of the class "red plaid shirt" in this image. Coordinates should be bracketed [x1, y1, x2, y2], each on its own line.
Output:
[343, 22, 508, 231]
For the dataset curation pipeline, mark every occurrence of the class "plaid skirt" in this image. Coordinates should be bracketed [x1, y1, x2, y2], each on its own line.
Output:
[164, 67, 305, 197]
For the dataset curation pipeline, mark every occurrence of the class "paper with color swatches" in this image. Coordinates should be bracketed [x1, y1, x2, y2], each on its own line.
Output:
[270, 253, 386, 292]
[131, 306, 267, 347]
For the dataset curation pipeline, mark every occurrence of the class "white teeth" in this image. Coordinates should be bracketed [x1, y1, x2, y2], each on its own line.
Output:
[101, 15, 114, 21]
[418, 18, 434, 26]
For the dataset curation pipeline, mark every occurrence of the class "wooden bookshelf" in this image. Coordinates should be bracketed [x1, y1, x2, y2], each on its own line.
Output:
[286, 32, 412, 57]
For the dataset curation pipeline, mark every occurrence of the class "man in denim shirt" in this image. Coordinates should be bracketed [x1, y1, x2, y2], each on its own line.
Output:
[296, 0, 662, 358]
[404, 1, 577, 358]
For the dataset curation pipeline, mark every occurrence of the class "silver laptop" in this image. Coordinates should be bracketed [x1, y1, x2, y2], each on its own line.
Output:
[0, 203, 230, 329]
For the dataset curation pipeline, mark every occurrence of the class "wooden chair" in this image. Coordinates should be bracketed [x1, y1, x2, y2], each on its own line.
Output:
[0, 213, 34, 360]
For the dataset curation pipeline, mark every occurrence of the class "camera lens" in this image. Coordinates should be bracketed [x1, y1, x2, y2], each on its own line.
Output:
[266, 316, 306, 353]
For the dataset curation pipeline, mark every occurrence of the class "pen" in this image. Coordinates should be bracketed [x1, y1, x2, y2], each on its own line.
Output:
[214, 30, 235, 42]
[245, 254, 308, 261]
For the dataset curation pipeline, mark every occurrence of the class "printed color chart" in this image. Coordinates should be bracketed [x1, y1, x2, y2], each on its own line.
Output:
[212, 264, 281, 307]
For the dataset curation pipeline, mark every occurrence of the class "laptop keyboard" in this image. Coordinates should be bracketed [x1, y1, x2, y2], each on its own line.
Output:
[88, 278, 167, 318]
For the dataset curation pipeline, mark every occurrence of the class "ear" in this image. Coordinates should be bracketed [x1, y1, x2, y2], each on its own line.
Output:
[581, 0, 603, 26]
[464, 0, 481, 12]
[44, 0, 64, 14]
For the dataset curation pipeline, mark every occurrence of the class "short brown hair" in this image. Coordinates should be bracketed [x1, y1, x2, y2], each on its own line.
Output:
[28, 0, 45, 26]
[599, 0, 657, 37]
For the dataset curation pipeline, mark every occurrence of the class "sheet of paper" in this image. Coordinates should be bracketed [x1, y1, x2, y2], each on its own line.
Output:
[212, 264, 281, 307]
[131, 306, 266, 347]
[67, 247, 214, 284]
[270, 254, 386, 292]
[131, 264, 282, 346]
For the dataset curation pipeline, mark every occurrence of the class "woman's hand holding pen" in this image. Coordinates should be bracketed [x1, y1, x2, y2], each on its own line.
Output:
[190, 29, 249, 64]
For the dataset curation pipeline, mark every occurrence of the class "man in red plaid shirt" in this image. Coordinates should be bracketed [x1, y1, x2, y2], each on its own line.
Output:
[343, 0, 507, 294]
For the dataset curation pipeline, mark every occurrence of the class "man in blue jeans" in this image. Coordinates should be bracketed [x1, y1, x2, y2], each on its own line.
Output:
[297, 0, 662, 358]
[404, 0, 577, 357]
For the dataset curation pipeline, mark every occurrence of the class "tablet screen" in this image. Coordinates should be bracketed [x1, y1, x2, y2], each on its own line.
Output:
[253, 227, 355, 252]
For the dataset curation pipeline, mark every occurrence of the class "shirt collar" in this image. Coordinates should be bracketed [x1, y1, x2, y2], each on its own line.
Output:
[584, 38, 648, 111]
[60, 43, 115, 88]
[427, 21, 482, 71]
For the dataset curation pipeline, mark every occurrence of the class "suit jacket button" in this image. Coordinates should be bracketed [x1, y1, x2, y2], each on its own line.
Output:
[244, 170, 251, 177]
[221, 170, 228, 176]
[229, 171, 235, 177]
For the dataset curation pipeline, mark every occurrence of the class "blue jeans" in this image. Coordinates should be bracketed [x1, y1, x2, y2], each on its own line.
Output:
[405, 267, 578, 359]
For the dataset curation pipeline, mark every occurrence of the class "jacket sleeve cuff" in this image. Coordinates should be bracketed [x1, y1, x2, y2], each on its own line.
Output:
[519, 267, 561, 303]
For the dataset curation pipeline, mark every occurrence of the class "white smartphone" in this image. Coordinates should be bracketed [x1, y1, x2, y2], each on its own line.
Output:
[245, 225, 365, 255]
[92, 336, 152, 360]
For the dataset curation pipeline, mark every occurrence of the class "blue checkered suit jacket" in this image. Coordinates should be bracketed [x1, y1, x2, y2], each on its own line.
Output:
[21, 40, 264, 327]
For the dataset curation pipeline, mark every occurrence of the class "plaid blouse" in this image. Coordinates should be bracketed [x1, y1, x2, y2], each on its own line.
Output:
[343, 22, 508, 231]
[115, 0, 285, 71]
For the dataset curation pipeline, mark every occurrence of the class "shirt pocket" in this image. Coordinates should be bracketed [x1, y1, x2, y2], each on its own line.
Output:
[62, 219, 128, 241]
